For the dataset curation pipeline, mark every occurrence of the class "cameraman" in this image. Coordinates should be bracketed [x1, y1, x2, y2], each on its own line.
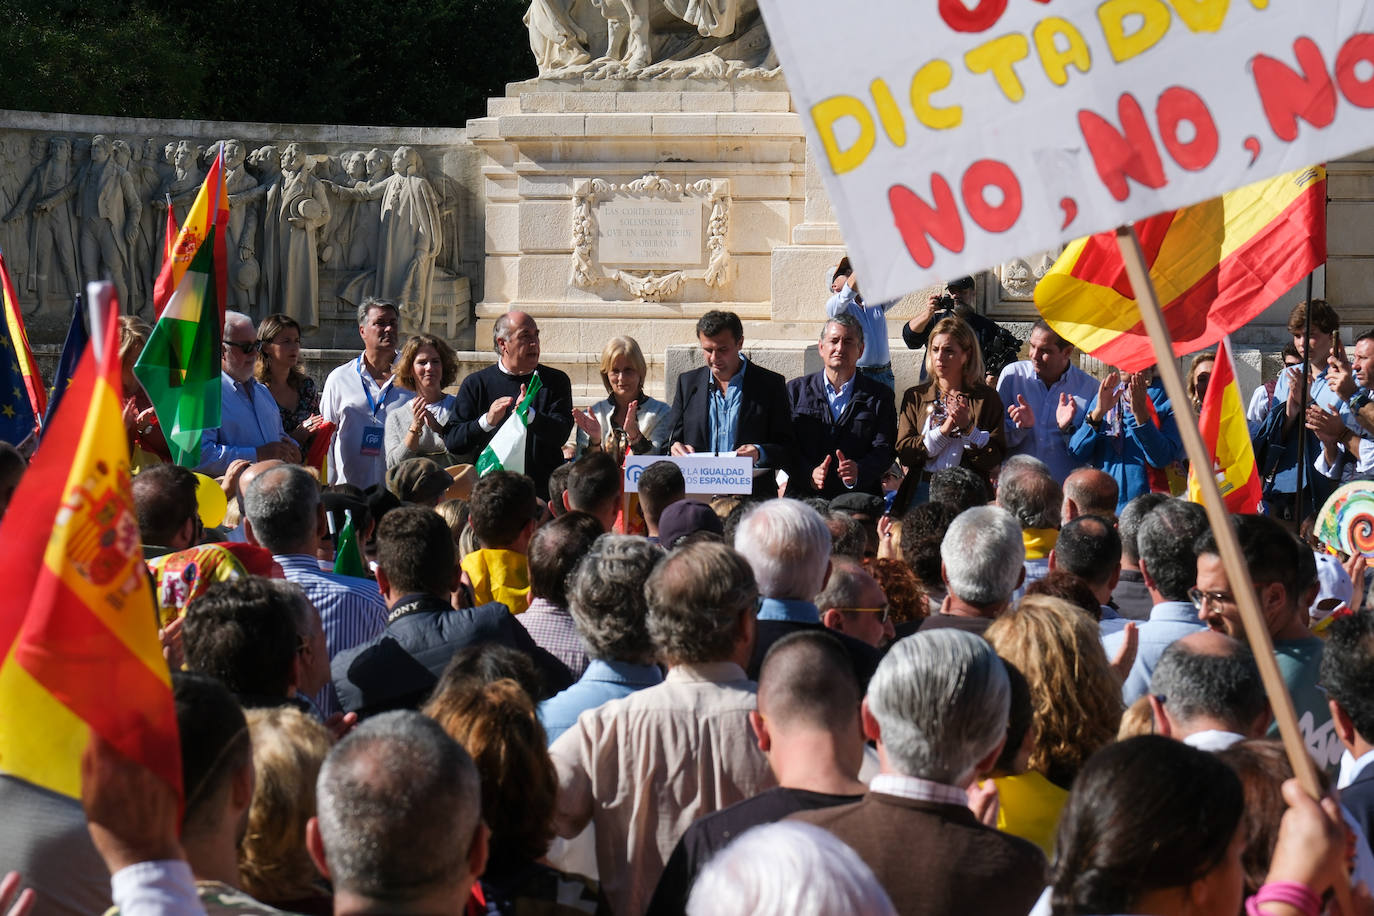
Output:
[902, 275, 1021, 386]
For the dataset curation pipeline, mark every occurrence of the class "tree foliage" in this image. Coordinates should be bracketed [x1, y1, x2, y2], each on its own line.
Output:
[0, 0, 535, 127]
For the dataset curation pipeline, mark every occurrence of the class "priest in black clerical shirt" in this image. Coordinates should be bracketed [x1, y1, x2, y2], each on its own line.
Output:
[444, 311, 573, 499]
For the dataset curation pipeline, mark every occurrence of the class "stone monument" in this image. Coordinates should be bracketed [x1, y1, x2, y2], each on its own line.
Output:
[0, 111, 481, 348]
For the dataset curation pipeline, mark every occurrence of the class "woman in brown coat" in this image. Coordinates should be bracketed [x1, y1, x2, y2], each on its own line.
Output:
[895, 315, 1006, 509]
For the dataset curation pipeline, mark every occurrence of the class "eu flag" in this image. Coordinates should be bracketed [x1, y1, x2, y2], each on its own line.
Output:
[0, 248, 45, 445]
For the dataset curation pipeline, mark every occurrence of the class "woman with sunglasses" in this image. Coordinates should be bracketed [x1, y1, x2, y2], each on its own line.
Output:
[256, 313, 325, 448]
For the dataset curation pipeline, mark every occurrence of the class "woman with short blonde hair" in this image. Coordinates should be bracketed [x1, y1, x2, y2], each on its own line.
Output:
[572, 336, 671, 460]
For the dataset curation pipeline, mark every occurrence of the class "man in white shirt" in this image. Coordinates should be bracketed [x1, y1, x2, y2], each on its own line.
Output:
[550, 541, 774, 916]
[996, 319, 1097, 483]
[320, 298, 412, 490]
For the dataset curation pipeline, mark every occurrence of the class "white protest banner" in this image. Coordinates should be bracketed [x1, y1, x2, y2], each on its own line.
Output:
[623, 454, 755, 495]
[757, 0, 1374, 303]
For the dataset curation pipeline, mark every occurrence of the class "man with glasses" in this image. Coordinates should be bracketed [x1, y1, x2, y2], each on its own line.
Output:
[321, 298, 412, 490]
[198, 310, 301, 476]
[1193, 514, 1341, 773]
[445, 310, 572, 500]
[815, 557, 895, 648]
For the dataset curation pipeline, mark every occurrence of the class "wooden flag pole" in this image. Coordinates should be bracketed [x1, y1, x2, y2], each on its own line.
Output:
[1113, 227, 1321, 794]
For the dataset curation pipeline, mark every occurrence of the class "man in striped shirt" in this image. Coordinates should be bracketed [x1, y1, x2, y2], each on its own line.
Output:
[243, 463, 388, 716]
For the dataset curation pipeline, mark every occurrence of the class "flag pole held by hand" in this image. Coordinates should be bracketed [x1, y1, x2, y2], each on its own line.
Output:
[1113, 225, 1329, 798]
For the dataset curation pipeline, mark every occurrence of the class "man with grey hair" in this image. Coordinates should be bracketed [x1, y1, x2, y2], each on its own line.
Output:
[550, 541, 774, 916]
[539, 534, 666, 744]
[307, 711, 489, 913]
[445, 310, 573, 499]
[793, 629, 1046, 915]
[244, 464, 387, 716]
[320, 298, 413, 489]
[920, 505, 1023, 636]
[1102, 498, 1209, 704]
[1148, 630, 1269, 751]
[1111, 492, 1170, 620]
[735, 499, 884, 687]
[786, 314, 898, 499]
[996, 459, 1063, 597]
[817, 557, 895, 648]
[198, 310, 300, 475]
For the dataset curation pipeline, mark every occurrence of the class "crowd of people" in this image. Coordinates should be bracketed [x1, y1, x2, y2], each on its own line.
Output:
[4, 273, 1374, 916]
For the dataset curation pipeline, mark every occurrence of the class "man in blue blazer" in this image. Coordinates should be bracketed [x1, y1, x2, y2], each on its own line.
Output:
[786, 314, 897, 499]
[666, 310, 796, 499]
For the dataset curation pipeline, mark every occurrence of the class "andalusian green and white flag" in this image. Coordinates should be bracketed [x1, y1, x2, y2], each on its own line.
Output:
[477, 373, 542, 477]
[132, 226, 222, 467]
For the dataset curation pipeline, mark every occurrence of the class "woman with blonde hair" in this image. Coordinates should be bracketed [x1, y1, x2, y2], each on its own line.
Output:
[894, 316, 1005, 509]
[984, 595, 1122, 856]
[384, 332, 461, 469]
[424, 678, 607, 912]
[572, 336, 670, 460]
[238, 706, 333, 915]
[256, 313, 325, 448]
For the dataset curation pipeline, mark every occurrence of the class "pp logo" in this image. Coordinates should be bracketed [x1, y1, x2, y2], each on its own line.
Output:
[626, 465, 645, 484]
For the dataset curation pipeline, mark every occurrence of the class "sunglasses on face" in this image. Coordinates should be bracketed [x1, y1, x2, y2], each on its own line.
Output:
[224, 340, 260, 355]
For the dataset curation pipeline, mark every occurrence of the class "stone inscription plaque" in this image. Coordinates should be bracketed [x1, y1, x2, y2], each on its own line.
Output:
[596, 199, 704, 267]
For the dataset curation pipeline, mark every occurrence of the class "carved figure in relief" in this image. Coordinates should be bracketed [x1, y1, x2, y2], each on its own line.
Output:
[262, 143, 331, 332]
[4, 136, 80, 312]
[221, 140, 265, 310]
[329, 146, 442, 334]
[525, 0, 592, 72]
[0, 137, 45, 293]
[322, 151, 370, 270]
[37, 134, 142, 314]
[129, 138, 165, 309]
[349, 148, 390, 269]
[153, 141, 205, 262]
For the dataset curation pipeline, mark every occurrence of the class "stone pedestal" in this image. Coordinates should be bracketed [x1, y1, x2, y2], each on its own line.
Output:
[467, 82, 808, 398]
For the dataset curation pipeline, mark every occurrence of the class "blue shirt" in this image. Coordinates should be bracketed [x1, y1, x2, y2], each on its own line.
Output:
[826, 286, 894, 367]
[996, 360, 1099, 484]
[824, 373, 856, 423]
[708, 357, 748, 455]
[757, 597, 821, 624]
[273, 554, 389, 717]
[198, 372, 286, 475]
[539, 658, 665, 745]
[1262, 366, 1357, 494]
[1102, 600, 1206, 705]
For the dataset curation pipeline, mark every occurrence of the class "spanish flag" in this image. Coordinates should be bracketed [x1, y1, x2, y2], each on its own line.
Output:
[1188, 337, 1262, 514]
[1034, 166, 1326, 373]
[153, 145, 228, 318]
[0, 291, 181, 803]
[0, 248, 46, 443]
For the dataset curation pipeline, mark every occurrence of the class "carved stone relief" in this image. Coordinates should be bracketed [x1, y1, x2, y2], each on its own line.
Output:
[525, 0, 778, 80]
[570, 174, 730, 302]
[0, 130, 472, 343]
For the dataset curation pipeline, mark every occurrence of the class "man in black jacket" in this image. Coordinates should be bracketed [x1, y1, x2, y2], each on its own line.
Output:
[443, 311, 573, 499]
[666, 310, 796, 500]
[786, 315, 896, 499]
[331, 507, 571, 717]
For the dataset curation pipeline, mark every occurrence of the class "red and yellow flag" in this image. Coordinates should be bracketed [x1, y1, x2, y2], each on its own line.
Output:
[0, 293, 181, 802]
[1188, 337, 1262, 514]
[153, 145, 228, 319]
[1034, 166, 1326, 373]
[0, 249, 47, 441]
